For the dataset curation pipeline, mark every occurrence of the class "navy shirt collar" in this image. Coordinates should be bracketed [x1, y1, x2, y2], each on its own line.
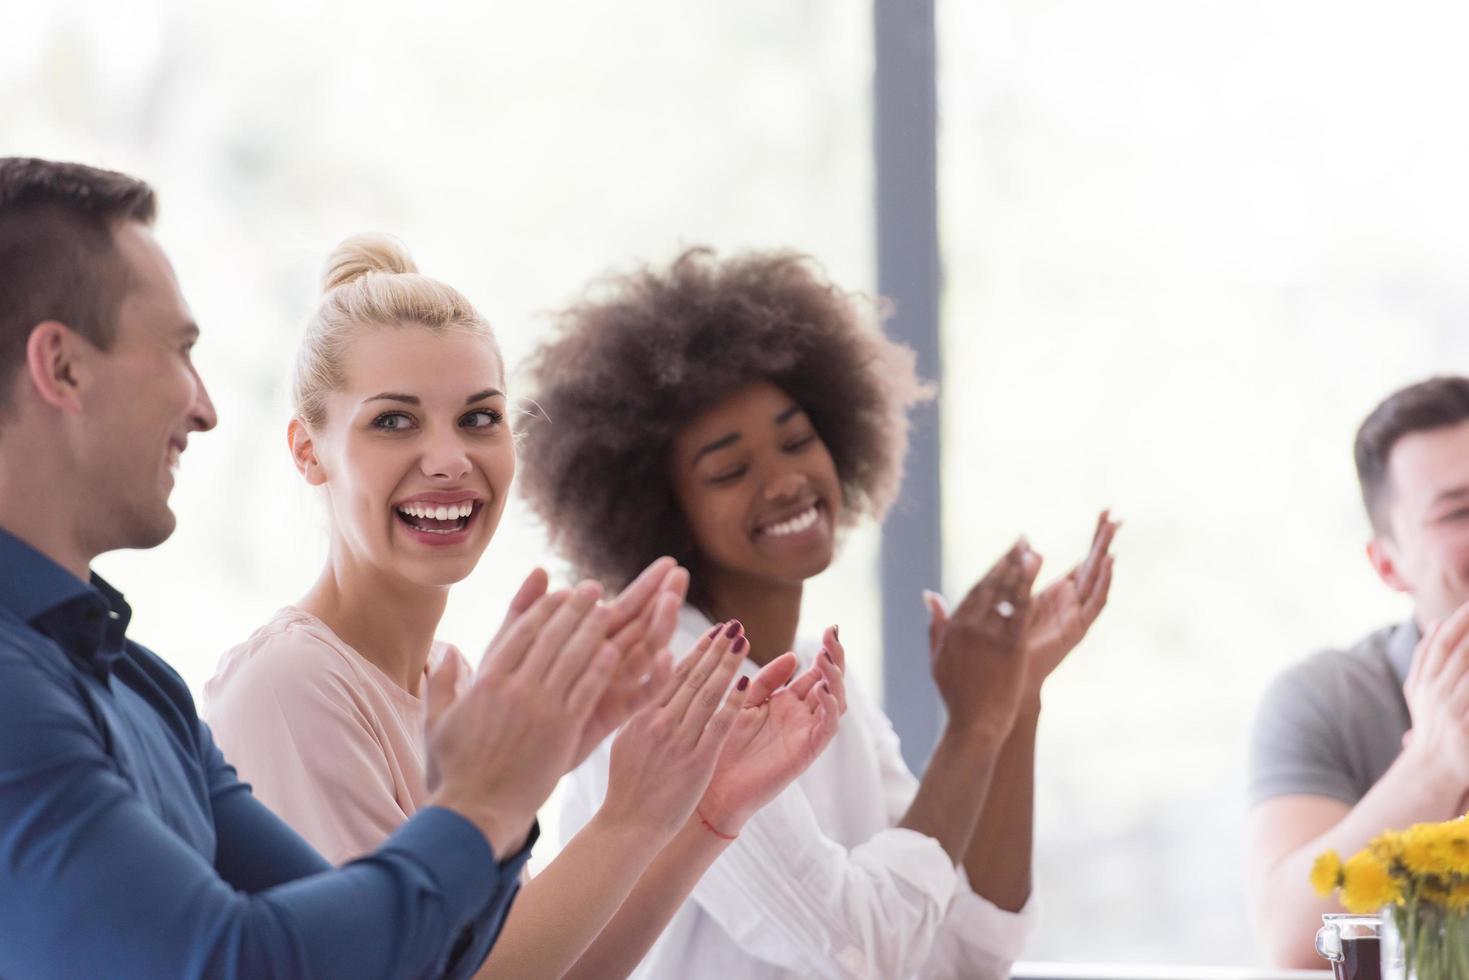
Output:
[0, 527, 132, 679]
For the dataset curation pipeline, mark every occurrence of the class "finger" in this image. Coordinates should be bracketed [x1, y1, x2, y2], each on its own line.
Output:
[543, 591, 614, 693]
[680, 634, 746, 730]
[811, 680, 839, 720]
[746, 651, 798, 705]
[657, 621, 726, 706]
[1080, 554, 1115, 627]
[1424, 602, 1469, 687]
[696, 674, 748, 753]
[670, 623, 743, 721]
[479, 569, 551, 667]
[1000, 548, 1044, 641]
[1406, 620, 1443, 692]
[787, 663, 824, 701]
[565, 640, 620, 724]
[604, 557, 676, 635]
[923, 591, 951, 654]
[1077, 516, 1119, 597]
[479, 589, 571, 678]
[817, 654, 847, 715]
[820, 624, 847, 674]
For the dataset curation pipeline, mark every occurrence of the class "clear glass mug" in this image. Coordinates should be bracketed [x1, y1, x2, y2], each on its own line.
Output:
[1316, 913, 1384, 980]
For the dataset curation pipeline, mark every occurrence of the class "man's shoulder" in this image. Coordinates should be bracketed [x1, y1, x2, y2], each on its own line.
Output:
[1270, 623, 1405, 695]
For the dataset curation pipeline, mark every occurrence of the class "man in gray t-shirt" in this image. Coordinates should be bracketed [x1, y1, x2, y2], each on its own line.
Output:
[1250, 622, 1415, 808]
[1248, 377, 1469, 968]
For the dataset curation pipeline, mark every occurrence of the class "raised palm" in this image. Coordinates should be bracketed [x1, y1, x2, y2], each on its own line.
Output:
[927, 510, 1117, 699]
[698, 647, 842, 833]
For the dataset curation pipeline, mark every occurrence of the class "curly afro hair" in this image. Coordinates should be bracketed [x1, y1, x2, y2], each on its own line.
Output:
[517, 246, 932, 594]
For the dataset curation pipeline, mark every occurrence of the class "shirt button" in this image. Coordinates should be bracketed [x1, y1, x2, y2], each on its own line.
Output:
[838, 946, 865, 974]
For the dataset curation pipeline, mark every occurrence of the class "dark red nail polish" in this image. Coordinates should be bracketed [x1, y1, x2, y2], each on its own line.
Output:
[821, 682, 832, 694]
[732, 636, 748, 654]
[823, 650, 835, 664]
[707, 623, 722, 638]
[833, 625, 840, 640]
[737, 676, 749, 691]
[725, 620, 742, 638]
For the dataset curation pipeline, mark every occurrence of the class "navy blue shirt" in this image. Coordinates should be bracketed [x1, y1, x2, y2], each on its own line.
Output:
[0, 528, 532, 979]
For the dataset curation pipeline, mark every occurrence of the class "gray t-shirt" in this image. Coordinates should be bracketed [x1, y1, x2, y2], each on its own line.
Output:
[1249, 621, 1418, 806]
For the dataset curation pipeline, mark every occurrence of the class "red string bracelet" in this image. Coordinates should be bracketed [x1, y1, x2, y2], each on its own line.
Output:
[696, 809, 737, 841]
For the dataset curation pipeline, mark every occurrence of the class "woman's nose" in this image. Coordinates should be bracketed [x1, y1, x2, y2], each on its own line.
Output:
[420, 430, 472, 481]
[763, 471, 807, 501]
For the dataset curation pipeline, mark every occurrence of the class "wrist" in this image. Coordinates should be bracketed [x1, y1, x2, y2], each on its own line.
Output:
[940, 716, 1013, 755]
[685, 807, 741, 844]
[588, 801, 676, 860]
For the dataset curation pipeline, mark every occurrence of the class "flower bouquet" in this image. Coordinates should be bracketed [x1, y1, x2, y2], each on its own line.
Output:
[1313, 815, 1469, 980]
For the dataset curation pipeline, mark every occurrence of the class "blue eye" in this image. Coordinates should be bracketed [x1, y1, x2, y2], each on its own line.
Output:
[372, 412, 414, 431]
[461, 409, 504, 429]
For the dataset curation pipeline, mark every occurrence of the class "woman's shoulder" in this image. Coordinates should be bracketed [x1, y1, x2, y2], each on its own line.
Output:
[204, 607, 364, 713]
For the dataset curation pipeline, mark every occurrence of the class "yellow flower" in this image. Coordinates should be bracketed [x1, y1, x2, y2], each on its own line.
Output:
[1311, 850, 1344, 898]
[1446, 881, 1469, 914]
[1400, 824, 1449, 877]
[1340, 852, 1402, 913]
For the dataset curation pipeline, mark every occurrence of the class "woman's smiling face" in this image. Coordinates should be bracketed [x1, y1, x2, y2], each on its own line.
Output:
[669, 381, 842, 594]
[292, 323, 514, 588]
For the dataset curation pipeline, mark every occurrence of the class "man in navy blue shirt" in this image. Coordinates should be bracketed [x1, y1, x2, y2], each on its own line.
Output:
[0, 157, 664, 979]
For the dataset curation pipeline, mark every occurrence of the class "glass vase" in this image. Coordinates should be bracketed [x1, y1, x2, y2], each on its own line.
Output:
[1382, 904, 1469, 980]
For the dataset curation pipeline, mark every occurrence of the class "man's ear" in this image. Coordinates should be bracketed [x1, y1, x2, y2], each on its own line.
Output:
[24, 322, 90, 414]
[287, 417, 328, 486]
[1367, 534, 1412, 594]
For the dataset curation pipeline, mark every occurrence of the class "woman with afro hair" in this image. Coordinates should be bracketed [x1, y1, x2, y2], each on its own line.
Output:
[519, 247, 1118, 980]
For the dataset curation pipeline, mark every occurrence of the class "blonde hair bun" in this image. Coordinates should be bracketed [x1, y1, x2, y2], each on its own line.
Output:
[321, 232, 418, 293]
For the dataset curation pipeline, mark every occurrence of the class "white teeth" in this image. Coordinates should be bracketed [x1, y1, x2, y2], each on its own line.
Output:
[395, 501, 476, 521]
[760, 505, 819, 538]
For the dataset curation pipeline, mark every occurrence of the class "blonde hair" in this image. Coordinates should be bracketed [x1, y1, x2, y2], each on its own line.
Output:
[293, 233, 500, 426]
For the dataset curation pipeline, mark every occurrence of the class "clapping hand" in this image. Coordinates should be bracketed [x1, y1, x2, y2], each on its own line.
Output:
[481, 558, 690, 766]
[924, 539, 1043, 743]
[695, 629, 846, 836]
[600, 621, 752, 843]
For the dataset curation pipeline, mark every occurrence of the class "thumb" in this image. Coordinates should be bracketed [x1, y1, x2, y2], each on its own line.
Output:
[746, 651, 798, 705]
[923, 589, 950, 655]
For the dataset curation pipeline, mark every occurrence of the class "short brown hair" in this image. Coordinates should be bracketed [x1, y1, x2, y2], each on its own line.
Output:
[1355, 376, 1469, 532]
[0, 158, 157, 413]
[517, 247, 931, 595]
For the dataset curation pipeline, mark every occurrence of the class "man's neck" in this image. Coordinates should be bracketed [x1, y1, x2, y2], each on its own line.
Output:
[298, 549, 449, 696]
[701, 571, 804, 667]
[0, 459, 94, 583]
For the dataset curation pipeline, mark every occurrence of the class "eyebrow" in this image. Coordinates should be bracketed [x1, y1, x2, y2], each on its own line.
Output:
[693, 406, 806, 463]
[1430, 485, 1469, 508]
[363, 388, 504, 407]
[693, 432, 740, 463]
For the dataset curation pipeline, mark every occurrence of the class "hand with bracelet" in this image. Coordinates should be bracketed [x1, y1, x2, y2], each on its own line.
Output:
[557, 628, 845, 980]
[696, 627, 846, 838]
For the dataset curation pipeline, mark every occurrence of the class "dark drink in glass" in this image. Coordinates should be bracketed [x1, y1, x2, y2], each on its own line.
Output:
[1317, 914, 1383, 980]
[1334, 935, 1382, 980]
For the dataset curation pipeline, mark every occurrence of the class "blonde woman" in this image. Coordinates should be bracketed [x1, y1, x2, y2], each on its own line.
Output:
[204, 235, 842, 980]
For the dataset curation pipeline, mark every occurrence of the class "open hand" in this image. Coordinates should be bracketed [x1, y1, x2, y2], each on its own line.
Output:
[480, 559, 690, 766]
[600, 621, 751, 842]
[926, 539, 1042, 743]
[696, 648, 841, 836]
[425, 573, 618, 857]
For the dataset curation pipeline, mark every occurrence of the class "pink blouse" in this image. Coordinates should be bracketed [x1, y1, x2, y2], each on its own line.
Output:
[202, 607, 469, 864]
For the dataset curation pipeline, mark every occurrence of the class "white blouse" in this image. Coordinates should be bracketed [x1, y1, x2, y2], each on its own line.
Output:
[559, 606, 1035, 980]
